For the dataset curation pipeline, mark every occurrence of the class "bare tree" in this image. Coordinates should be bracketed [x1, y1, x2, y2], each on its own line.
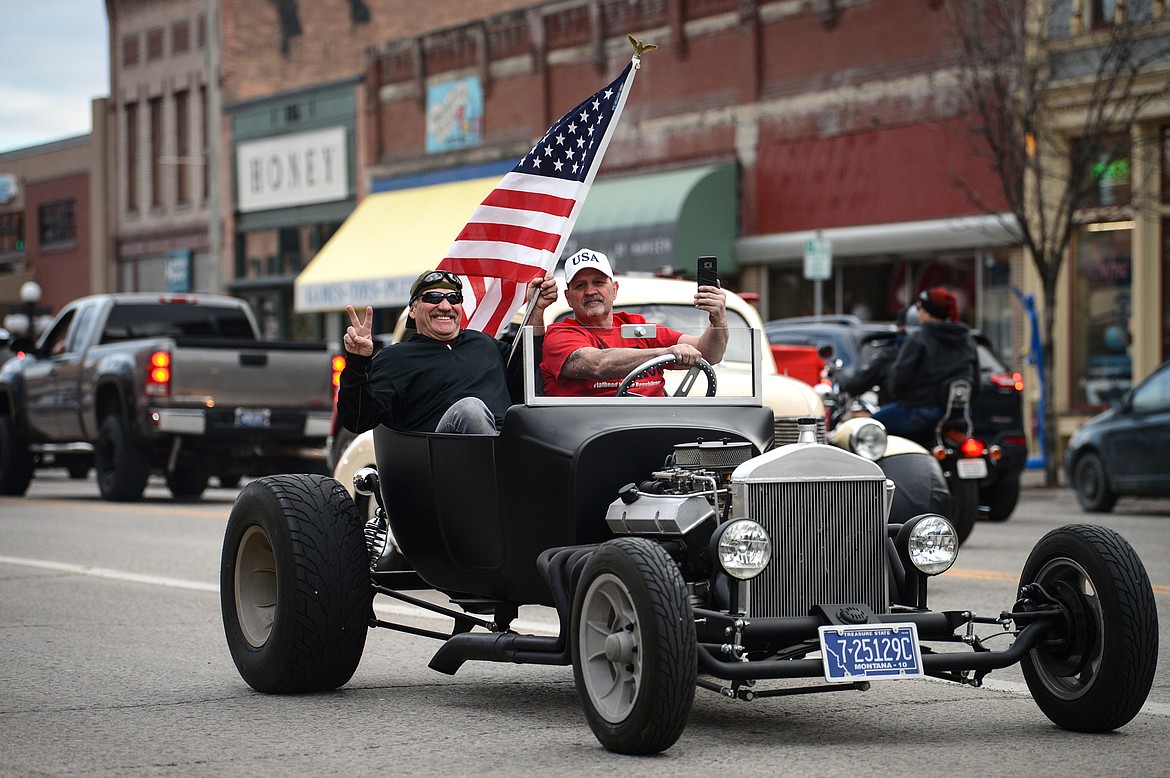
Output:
[946, 0, 1170, 486]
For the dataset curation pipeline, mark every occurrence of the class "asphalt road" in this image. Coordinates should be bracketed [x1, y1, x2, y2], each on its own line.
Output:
[1, 471, 1168, 776]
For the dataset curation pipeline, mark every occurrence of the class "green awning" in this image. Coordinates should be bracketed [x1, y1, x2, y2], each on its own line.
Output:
[563, 163, 738, 276]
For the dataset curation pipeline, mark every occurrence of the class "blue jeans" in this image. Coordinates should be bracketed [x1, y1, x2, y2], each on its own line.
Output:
[871, 403, 942, 441]
[434, 397, 499, 435]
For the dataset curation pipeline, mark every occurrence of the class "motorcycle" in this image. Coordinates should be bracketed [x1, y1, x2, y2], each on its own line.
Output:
[816, 354, 961, 542]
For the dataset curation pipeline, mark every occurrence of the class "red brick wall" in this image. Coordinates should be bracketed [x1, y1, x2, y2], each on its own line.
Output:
[365, 0, 1008, 233]
[25, 173, 92, 313]
[221, 0, 538, 104]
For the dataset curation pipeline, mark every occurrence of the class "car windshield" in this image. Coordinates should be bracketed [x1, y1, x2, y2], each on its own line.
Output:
[521, 325, 764, 407]
[556, 306, 754, 363]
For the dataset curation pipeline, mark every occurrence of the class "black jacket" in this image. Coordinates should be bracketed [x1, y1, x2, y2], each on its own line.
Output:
[338, 330, 515, 434]
[886, 322, 980, 408]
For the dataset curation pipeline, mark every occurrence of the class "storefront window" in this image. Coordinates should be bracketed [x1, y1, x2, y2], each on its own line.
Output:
[1161, 126, 1170, 203]
[237, 221, 339, 339]
[1163, 217, 1170, 361]
[1072, 223, 1132, 407]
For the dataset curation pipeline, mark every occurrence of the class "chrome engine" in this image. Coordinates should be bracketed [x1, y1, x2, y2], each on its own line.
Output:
[605, 419, 896, 618]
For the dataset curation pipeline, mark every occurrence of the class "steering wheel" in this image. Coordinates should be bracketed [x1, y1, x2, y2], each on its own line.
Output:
[615, 354, 717, 397]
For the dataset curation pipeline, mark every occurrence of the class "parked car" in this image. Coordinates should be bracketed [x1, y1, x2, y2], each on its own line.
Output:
[0, 293, 335, 501]
[221, 326, 1158, 755]
[764, 315, 1028, 522]
[1064, 359, 1170, 512]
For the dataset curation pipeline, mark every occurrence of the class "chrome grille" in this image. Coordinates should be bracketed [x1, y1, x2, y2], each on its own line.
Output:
[773, 416, 826, 448]
[744, 477, 889, 618]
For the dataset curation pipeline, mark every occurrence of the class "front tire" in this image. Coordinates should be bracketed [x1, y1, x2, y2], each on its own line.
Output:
[1072, 452, 1117, 513]
[94, 415, 150, 501]
[571, 538, 696, 755]
[0, 415, 34, 496]
[1020, 524, 1158, 732]
[167, 467, 209, 499]
[220, 474, 370, 693]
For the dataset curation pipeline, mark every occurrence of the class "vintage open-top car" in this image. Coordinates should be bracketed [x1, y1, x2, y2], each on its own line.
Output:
[220, 326, 1158, 755]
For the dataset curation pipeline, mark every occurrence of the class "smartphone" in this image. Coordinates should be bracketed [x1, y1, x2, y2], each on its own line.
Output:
[697, 256, 719, 290]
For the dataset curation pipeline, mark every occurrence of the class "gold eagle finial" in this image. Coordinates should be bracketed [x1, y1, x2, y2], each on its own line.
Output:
[627, 34, 658, 58]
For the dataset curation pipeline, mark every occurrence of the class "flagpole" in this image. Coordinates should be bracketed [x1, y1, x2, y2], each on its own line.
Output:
[506, 43, 651, 368]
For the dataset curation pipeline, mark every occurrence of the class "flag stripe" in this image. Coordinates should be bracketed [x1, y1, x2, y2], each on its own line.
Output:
[454, 222, 561, 252]
[482, 188, 576, 218]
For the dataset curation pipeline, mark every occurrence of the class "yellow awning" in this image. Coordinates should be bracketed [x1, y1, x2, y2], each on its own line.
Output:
[293, 176, 498, 313]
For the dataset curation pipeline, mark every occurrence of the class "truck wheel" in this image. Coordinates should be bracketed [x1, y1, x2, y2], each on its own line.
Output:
[94, 416, 150, 502]
[167, 468, 209, 499]
[948, 476, 978, 545]
[220, 473, 370, 693]
[0, 416, 34, 496]
[980, 477, 1020, 522]
[571, 537, 696, 755]
[1020, 524, 1158, 732]
[1072, 452, 1118, 513]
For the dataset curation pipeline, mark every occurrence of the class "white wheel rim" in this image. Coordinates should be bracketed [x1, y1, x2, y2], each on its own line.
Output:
[235, 525, 277, 648]
[579, 572, 642, 724]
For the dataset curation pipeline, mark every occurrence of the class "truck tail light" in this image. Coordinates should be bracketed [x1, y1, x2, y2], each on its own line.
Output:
[146, 351, 172, 396]
[331, 355, 346, 398]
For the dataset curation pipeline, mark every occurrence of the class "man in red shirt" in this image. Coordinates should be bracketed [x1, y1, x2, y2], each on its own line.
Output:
[540, 248, 728, 396]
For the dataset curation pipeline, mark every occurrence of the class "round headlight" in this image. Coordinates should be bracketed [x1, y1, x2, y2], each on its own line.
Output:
[898, 514, 958, 575]
[714, 519, 772, 580]
[850, 419, 888, 460]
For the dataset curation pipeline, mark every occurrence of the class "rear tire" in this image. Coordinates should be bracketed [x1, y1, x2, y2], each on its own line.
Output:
[1020, 524, 1158, 732]
[220, 474, 370, 693]
[1072, 452, 1117, 513]
[0, 415, 34, 496]
[94, 415, 149, 502]
[948, 476, 978, 545]
[167, 467, 209, 499]
[980, 477, 1020, 522]
[571, 538, 696, 755]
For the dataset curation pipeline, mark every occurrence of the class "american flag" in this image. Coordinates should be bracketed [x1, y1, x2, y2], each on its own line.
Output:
[438, 57, 641, 336]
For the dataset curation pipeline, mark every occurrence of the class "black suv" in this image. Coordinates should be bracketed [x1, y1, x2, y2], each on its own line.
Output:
[765, 315, 1028, 522]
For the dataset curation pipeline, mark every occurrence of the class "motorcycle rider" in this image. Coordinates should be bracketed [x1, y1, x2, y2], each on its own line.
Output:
[870, 287, 979, 440]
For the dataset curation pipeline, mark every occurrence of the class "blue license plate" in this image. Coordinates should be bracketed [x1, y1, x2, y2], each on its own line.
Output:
[818, 623, 924, 683]
[234, 408, 271, 429]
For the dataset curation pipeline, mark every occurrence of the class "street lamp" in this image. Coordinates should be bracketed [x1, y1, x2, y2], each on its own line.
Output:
[3, 281, 44, 338]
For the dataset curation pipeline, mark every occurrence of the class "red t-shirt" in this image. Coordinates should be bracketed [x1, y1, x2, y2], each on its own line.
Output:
[540, 312, 684, 397]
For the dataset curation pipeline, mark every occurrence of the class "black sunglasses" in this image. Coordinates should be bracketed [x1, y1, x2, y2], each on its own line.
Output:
[417, 290, 464, 306]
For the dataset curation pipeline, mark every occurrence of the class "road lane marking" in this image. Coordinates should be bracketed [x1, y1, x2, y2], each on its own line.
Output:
[0, 497, 228, 519]
[0, 555, 219, 592]
[948, 567, 1170, 596]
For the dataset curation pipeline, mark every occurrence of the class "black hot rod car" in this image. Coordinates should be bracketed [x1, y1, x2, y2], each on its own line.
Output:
[220, 328, 1157, 755]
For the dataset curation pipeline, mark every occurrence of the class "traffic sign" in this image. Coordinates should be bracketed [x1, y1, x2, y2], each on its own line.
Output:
[804, 235, 832, 280]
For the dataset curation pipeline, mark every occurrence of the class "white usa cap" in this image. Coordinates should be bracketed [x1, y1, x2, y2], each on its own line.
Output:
[563, 248, 614, 286]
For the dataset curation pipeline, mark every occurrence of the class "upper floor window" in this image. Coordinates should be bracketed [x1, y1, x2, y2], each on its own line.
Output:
[149, 97, 164, 208]
[0, 211, 25, 254]
[147, 28, 164, 60]
[1076, 133, 1131, 208]
[1090, 0, 1116, 28]
[172, 20, 190, 53]
[175, 90, 190, 206]
[126, 102, 139, 213]
[38, 200, 76, 247]
[122, 34, 140, 67]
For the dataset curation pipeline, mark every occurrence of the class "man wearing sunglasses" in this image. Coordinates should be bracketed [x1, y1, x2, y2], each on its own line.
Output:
[337, 269, 558, 435]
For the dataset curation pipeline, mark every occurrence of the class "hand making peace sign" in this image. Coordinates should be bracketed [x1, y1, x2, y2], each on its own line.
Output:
[343, 305, 375, 357]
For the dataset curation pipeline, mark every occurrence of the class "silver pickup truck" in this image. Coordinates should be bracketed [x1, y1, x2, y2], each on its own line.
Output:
[0, 293, 335, 501]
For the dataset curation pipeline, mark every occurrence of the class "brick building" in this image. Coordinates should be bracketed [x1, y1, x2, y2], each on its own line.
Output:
[104, 0, 537, 334]
[300, 0, 1017, 354]
[0, 98, 110, 331]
